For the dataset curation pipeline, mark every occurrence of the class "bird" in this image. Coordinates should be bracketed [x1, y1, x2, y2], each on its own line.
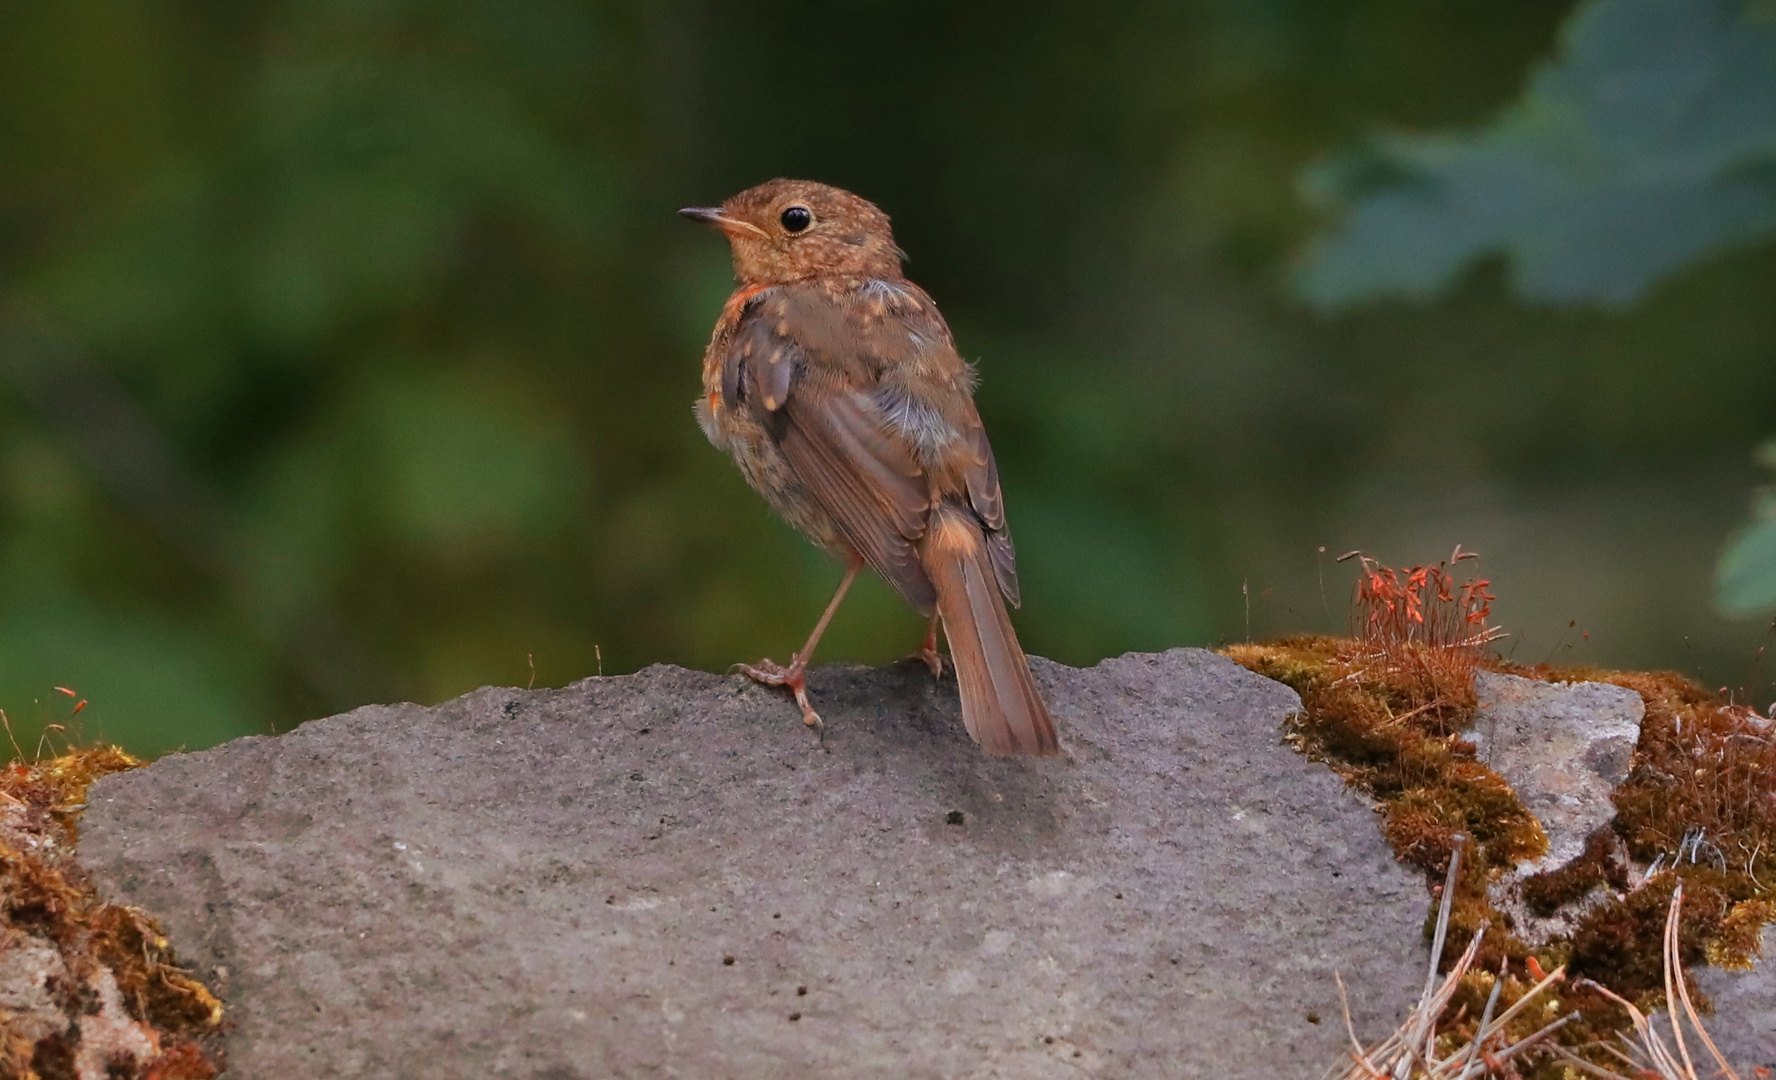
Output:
[680, 178, 1058, 756]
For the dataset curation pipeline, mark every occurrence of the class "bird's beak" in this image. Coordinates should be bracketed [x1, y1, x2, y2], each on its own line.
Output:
[678, 206, 769, 240]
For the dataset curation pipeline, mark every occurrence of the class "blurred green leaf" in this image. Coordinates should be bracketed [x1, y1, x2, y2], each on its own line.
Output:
[235, 363, 588, 614]
[234, 432, 353, 630]
[1013, 487, 1210, 662]
[1716, 440, 1776, 617]
[244, 43, 611, 344]
[1299, 0, 1776, 306]
[31, 0, 616, 356]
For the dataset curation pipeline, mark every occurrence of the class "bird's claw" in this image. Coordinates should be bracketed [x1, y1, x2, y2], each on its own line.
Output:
[735, 657, 826, 745]
[908, 645, 945, 679]
[733, 658, 800, 685]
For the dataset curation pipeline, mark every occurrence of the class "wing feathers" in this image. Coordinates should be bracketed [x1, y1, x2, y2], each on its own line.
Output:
[719, 280, 1021, 616]
[780, 390, 937, 614]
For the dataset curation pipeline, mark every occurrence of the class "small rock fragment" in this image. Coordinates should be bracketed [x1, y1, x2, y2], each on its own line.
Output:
[1470, 671, 1643, 868]
[0, 931, 70, 1046]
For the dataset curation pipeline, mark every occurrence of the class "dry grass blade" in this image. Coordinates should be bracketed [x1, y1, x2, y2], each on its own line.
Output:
[1323, 838, 1573, 1080]
[1329, 874, 1761, 1080]
[1665, 885, 1741, 1080]
[1553, 882, 1749, 1080]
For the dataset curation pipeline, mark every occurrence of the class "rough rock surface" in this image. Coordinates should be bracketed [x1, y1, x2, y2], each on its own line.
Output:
[1693, 925, 1776, 1071]
[1470, 672, 1643, 867]
[78, 649, 1427, 1080]
[0, 930, 70, 1045]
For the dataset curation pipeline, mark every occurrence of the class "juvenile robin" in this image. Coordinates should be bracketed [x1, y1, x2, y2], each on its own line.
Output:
[681, 179, 1058, 756]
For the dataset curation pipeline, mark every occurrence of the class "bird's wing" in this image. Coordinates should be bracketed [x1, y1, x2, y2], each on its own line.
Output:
[848, 282, 1020, 607]
[957, 406, 1020, 607]
[844, 282, 1020, 607]
[724, 286, 938, 614]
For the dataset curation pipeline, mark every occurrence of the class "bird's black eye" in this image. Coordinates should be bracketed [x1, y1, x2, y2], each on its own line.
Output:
[780, 206, 812, 233]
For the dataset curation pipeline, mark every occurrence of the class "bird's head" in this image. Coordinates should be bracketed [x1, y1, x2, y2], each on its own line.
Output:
[680, 179, 905, 286]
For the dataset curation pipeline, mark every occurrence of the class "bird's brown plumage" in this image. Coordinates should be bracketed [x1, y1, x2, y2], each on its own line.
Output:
[683, 178, 1057, 756]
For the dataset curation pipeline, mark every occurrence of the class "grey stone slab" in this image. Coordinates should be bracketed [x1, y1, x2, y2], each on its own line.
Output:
[78, 649, 1427, 1080]
[1693, 925, 1776, 1072]
[1471, 671, 1644, 867]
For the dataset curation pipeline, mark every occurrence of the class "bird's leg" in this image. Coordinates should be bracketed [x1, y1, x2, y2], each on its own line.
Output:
[908, 612, 944, 678]
[734, 559, 862, 735]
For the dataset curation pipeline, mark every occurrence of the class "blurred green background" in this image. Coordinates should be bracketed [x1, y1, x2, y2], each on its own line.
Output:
[2, 0, 1774, 757]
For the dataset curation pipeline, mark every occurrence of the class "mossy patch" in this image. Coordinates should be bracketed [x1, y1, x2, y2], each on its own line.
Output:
[1226, 636, 1776, 1077]
[1, 748, 224, 1079]
[1517, 664, 1776, 987]
[1227, 636, 1544, 967]
[1520, 829, 1629, 917]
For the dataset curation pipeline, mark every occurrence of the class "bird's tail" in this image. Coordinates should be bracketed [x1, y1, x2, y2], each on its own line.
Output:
[920, 504, 1058, 756]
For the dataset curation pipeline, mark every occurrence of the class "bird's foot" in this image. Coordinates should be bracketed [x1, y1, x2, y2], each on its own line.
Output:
[732, 657, 825, 740]
[907, 644, 945, 679]
[908, 618, 945, 678]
